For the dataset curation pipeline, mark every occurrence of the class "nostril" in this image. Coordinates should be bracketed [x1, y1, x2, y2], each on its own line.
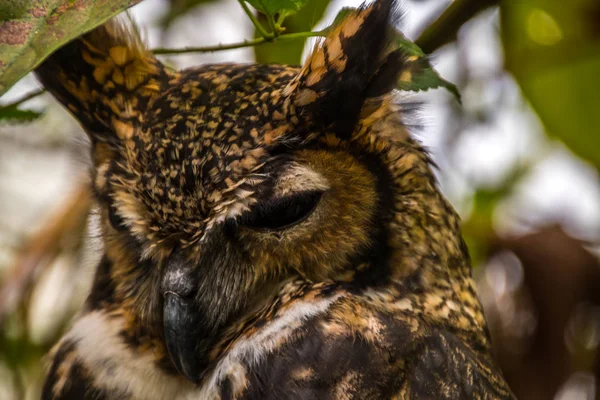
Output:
[162, 253, 196, 297]
[163, 290, 191, 300]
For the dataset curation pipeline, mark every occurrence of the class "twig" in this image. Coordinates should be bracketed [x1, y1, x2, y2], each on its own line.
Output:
[0, 89, 46, 109]
[237, 0, 271, 39]
[415, 0, 501, 54]
[152, 30, 324, 55]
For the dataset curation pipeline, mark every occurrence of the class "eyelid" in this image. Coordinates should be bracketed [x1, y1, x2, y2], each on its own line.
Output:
[238, 191, 323, 231]
[272, 164, 330, 198]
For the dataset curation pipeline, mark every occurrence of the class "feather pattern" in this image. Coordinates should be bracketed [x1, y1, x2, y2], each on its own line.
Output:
[37, 1, 514, 399]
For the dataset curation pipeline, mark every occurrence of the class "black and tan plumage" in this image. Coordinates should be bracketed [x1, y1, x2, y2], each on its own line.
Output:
[36, 0, 514, 398]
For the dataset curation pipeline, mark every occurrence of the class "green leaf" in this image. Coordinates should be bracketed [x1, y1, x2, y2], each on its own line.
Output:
[0, 0, 142, 97]
[393, 32, 461, 101]
[245, 0, 309, 18]
[501, 0, 600, 167]
[0, 104, 43, 123]
[254, 0, 330, 65]
[394, 33, 426, 57]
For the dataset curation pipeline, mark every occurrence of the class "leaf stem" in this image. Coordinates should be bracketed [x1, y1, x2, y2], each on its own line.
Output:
[267, 13, 278, 36]
[276, 13, 286, 27]
[263, 6, 278, 37]
[0, 89, 46, 109]
[237, 0, 271, 39]
[415, 0, 500, 54]
[152, 30, 325, 55]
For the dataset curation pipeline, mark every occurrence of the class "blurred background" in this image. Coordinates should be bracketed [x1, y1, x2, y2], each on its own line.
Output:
[0, 0, 599, 398]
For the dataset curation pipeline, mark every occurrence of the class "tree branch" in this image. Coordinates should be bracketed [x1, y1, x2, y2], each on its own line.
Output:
[415, 0, 501, 54]
[152, 30, 324, 55]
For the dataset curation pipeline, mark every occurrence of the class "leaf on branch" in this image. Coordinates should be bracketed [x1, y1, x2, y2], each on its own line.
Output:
[0, 0, 142, 97]
[245, 0, 310, 18]
[394, 32, 461, 101]
[0, 104, 43, 123]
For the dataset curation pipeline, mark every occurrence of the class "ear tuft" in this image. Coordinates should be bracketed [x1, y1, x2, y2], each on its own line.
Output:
[35, 18, 173, 147]
[286, 0, 403, 133]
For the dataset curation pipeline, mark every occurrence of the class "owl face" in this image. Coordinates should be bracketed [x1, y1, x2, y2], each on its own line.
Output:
[95, 62, 396, 381]
[94, 59, 391, 378]
[38, 0, 445, 384]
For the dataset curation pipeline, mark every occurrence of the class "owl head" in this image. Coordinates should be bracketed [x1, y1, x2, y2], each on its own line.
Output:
[36, 0, 473, 383]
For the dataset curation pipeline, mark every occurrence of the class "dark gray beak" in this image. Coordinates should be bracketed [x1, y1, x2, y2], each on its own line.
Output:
[162, 254, 205, 383]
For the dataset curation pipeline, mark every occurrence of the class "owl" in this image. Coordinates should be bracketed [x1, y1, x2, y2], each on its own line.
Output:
[36, 0, 514, 398]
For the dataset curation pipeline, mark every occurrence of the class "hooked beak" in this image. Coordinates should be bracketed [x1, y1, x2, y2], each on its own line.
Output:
[162, 255, 205, 383]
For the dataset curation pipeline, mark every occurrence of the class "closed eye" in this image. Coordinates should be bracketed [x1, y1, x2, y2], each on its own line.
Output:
[239, 191, 322, 231]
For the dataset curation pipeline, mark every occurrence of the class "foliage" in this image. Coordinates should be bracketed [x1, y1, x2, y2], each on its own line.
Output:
[393, 32, 461, 101]
[0, 0, 142, 97]
[0, 103, 42, 123]
[253, 0, 331, 65]
[0, 89, 44, 123]
[501, 0, 600, 168]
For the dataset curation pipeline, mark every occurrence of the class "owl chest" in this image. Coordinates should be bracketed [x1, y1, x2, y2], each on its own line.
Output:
[195, 298, 417, 400]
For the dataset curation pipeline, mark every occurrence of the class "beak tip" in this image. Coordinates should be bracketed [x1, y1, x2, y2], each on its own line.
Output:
[163, 292, 204, 383]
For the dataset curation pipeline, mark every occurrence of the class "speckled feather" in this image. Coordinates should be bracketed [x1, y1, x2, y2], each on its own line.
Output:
[36, 1, 514, 399]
